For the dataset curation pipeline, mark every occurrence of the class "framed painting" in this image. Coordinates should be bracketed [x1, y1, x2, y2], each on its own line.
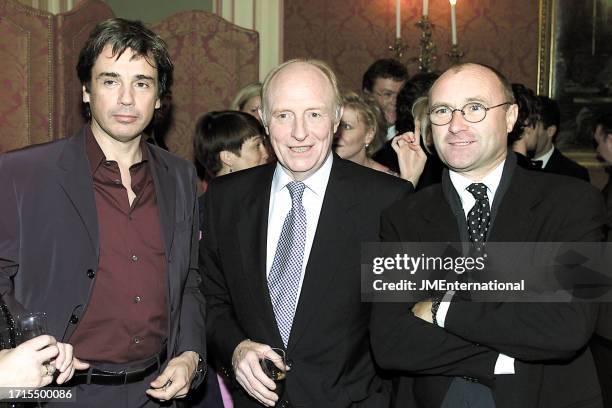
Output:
[537, 0, 612, 151]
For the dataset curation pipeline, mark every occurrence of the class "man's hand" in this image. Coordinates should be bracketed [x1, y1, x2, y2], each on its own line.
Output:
[0, 335, 58, 391]
[393, 122, 427, 186]
[53, 342, 90, 384]
[412, 299, 434, 323]
[146, 351, 199, 401]
[232, 339, 286, 407]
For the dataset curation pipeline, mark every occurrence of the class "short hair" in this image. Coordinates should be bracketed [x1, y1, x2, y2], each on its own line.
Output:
[508, 83, 540, 144]
[429, 63, 515, 105]
[537, 96, 561, 138]
[340, 92, 386, 154]
[77, 18, 173, 99]
[230, 82, 262, 111]
[362, 59, 408, 92]
[593, 109, 612, 137]
[193, 110, 265, 182]
[260, 59, 342, 126]
[396, 71, 440, 134]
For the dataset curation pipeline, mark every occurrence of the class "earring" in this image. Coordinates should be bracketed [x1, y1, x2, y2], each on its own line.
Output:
[365, 143, 369, 149]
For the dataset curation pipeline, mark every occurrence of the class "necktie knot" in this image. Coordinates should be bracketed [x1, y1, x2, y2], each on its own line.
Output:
[287, 181, 306, 204]
[466, 183, 488, 201]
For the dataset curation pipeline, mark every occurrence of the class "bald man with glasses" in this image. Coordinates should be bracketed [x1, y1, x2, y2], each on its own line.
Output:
[371, 63, 606, 408]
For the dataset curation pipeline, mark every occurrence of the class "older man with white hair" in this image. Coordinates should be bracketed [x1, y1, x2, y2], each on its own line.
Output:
[200, 59, 414, 407]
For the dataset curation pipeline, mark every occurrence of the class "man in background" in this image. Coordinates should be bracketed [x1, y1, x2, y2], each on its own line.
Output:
[531, 95, 590, 182]
[362, 58, 408, 141]
[592, 110, 612, 408]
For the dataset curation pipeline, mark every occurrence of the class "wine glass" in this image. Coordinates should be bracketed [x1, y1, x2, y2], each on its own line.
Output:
[259, 348, 287, 398]
[14, 312, 48, 344]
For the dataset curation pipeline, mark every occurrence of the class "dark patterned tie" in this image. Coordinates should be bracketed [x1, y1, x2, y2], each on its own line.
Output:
[268, 181, 307, 346]
[466, 183, 491, 251]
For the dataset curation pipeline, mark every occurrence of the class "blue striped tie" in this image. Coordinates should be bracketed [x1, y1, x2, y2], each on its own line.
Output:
[268, 181, 307, 346]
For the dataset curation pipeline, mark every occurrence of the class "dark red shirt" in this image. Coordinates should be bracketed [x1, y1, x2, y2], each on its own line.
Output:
[70, 129, 168, 364]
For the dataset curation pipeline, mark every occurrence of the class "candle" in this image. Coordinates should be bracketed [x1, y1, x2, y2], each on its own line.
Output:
[396, 0, 401, 38]
[423, 0, 429, 17]
[450, 0, 457, 45]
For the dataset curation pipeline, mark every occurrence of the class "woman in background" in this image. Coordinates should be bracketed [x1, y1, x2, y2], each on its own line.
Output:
[230, 82, 263, 121]
[194, 110, 269, 186]
[189, 110, 269, 408]
[334, 92, 425, 185]
[230, 82, 275, 160]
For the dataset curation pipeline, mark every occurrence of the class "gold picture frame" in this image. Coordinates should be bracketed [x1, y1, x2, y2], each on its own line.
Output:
[537, 0, 556, 97]
[536, 0, 611, 183]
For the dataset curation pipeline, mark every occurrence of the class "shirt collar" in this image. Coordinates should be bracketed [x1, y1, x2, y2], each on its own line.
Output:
[449, 159, 505, 202]
[271, 152, 333, 197]
[534, 146, 554, 167]
[85, 126, 149, 174]
[386, 125, 396, 141]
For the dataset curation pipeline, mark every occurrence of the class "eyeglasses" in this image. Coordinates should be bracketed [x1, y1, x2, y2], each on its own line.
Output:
[429, 102, 512, 126]
[373, 90, 399, 101]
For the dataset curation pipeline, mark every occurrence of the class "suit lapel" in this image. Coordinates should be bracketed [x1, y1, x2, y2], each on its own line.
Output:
[488, 168, 540, 242]
[57, 128, 99, 259]
[421, 172, 462, 242]
[147, 145, 175, 259]
[287, 158, 356, 353]
[237, 165, 284, 346]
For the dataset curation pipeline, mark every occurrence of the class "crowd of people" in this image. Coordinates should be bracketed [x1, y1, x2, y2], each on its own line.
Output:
[0, 16, 611, 408]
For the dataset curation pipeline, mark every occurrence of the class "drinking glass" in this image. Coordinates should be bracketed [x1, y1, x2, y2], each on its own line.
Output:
[14, 312, 48, 344]
[259, 348, 287, 398]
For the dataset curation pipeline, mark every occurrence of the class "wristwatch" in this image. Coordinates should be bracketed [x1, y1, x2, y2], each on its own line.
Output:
[431, 297, 442, 326]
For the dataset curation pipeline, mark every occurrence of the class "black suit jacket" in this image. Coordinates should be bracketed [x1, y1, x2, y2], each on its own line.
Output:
[372, 139, 444, 190]
[201, 155, 412, 407]
[543, 147, 590, 182]
[371, 155, 606, 408]
[0, 128, 206, 383]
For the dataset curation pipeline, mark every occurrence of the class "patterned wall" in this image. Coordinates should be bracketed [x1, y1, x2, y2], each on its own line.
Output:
[284, 0, 539, 93]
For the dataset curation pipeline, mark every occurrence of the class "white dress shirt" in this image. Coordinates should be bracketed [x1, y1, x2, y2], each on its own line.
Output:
[386, 124, 396, 141]
[437, 160, 516, 375]
[533, 146, 555, 168]
[266, 153, 333, 300]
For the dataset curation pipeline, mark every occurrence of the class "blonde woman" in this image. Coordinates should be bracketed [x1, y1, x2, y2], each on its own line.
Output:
[230, 82, 263, 121]
[335, 92, 426, 185]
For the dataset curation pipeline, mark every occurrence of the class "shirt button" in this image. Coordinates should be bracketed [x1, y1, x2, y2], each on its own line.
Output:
[133, 336, 141, 344]
[69, 315, 79, 324]
[113, 179, 121, 185]
[86, 269, 95, 279]
[131, 254, 138, 262]
[134, 295, 142, 303]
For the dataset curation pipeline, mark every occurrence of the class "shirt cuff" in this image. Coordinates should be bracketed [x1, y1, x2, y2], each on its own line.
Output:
[435, 290, 455, 328]
[494, 353, 515, 375]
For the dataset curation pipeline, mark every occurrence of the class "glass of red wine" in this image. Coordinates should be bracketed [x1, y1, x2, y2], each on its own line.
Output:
[260, 348, 287, 398]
